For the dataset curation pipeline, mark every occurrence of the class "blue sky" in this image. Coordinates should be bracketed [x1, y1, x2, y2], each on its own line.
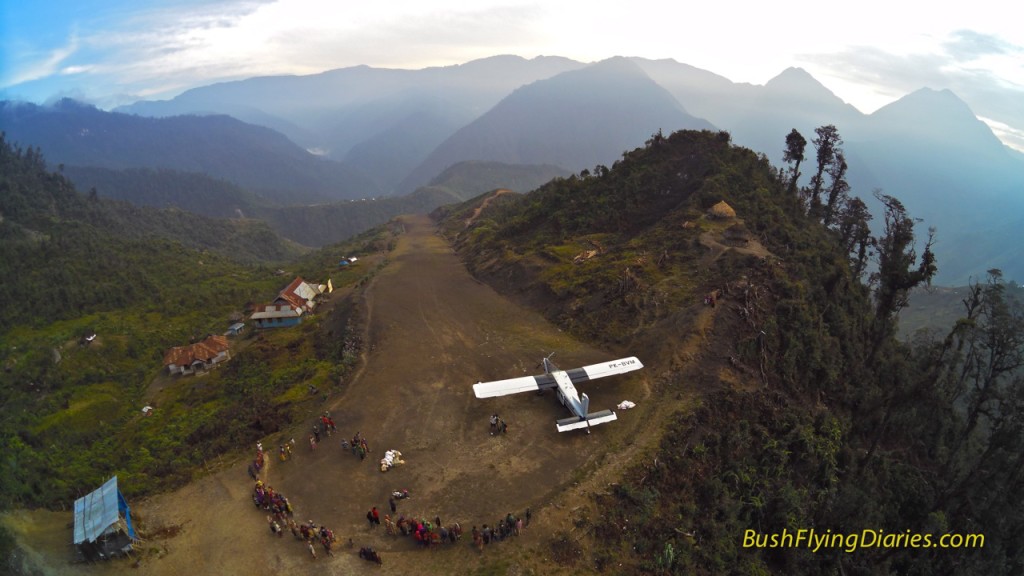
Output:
[3, 0, 1022, 150]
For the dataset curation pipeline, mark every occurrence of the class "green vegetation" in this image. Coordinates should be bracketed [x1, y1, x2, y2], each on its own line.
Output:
[261, 186, 460, 247]
[0, 135, 394, 508]
[441, 128, 1023, 574]
[427, 160, 569, 196]
[3, 120, 1021, 574]
[64, 161, 494, 249]
[63, 165, 270, 220]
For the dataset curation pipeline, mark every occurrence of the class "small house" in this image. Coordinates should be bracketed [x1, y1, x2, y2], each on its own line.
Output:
[163, 335, 231, 376]
[225, 322, 246, 337]
[251, 277, 326, 329]
[73, 476, 136, 561]
[279, 277, 324, 312]
[250, 303, 304, 329]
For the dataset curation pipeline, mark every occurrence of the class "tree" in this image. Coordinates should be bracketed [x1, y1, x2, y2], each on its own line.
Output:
[835, 196, 873, 279]
[782, 128, 806, 194]
[940, 270, 1024, 469]
[806, 125, 842, 217]
[870, 191, 937, 330]
[821, 151, 849, 226]
[912, 270, 1024, 574]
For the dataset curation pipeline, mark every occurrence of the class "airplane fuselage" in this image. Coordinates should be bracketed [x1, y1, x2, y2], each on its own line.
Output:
[552, 370, 588, 418]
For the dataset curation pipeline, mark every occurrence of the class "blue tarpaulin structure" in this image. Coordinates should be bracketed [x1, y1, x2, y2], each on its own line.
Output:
[73, 476, 136, 560]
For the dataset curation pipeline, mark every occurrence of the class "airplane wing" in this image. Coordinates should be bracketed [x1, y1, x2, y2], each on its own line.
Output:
[565, 356, 643, 385]
[473, 373, 556, 398]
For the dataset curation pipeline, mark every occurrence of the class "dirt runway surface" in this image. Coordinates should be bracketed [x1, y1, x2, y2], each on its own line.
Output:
[6, 214, 653, 575]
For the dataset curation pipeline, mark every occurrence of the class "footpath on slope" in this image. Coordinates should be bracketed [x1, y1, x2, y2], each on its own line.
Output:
[5, 213, 654, 575]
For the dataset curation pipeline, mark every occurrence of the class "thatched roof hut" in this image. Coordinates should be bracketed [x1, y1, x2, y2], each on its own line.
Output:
[707, 201, 736, 219]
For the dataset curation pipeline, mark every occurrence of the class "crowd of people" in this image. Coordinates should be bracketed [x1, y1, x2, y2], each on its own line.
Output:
[372, 496, 532, 555]
[470, 509, 529, 552]
[308, 412, 338, 451]
[387, 514, 462, 547]
[341, 431, 372, 460]
[243, 413, 535, 566]
[248, 443, 342, 560]
[468, 508, 532, 549]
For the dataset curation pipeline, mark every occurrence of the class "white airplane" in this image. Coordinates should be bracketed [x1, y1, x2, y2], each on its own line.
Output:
[473, 355, 643, 433]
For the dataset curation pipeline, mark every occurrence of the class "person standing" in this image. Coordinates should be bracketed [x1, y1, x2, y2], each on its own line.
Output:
[389, 497, 396, 513]
[371, 507, 381, 526]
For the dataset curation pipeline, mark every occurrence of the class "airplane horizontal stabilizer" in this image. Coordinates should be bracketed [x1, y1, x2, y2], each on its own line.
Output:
[555, 409, 617, 432]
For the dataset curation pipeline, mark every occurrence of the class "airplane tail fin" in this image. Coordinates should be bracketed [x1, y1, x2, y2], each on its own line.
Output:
[581, 392, 590, 416]
[542, 353, 557, 374]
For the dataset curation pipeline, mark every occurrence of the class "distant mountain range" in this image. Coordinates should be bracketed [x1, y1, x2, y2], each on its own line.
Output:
[0, 99, 381, 205]
[2, 55, 1022, 284]
[397, 57, 713, 193]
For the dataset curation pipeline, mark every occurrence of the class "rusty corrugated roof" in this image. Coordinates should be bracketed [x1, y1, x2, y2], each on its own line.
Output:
[163, 335, 229, 366]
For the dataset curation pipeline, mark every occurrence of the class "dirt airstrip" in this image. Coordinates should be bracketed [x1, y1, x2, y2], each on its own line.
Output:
[6, 213, 664, 575]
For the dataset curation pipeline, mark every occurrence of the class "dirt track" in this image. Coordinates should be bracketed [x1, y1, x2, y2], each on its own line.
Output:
[7, 213, 654, 575]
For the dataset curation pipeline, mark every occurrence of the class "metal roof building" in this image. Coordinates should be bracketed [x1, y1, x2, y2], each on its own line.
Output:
[73, 476, 136, 560]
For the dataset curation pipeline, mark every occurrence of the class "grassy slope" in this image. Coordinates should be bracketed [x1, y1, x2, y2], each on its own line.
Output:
[0, 137, 397, 510]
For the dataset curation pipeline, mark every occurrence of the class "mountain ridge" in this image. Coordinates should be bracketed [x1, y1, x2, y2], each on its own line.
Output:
[398, 57, 714, 192]
[0, 99, 383, 204]
[5, 54, 1022, 283]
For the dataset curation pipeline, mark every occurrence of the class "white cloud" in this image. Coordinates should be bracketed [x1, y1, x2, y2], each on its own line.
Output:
[1, 34, 79, 88]
[980, 117, 1024, 153]
[4, 0, 1023, 150]
[60, 65, 94, 76]
[31, 0, 545, 100]
[799, 30, 1024, 147]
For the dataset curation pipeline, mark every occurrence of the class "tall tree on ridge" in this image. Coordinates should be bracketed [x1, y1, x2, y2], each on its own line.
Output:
[871, 191, 937, 332]
[836, 196, 873, 280]
[822, 150, 850, 226]
[807, 125, 842, 217]
[782, 128, 807, 194]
